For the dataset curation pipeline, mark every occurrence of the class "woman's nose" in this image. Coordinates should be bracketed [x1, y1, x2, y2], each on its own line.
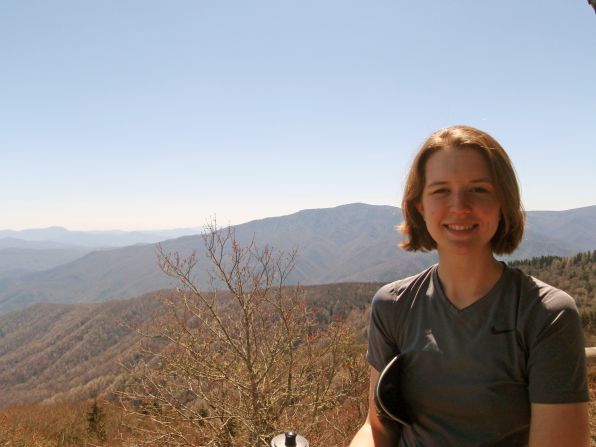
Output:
[450, 191, 472, 214]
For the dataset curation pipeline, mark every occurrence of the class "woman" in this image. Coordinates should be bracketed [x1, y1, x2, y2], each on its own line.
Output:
[350, 126, 589, 446]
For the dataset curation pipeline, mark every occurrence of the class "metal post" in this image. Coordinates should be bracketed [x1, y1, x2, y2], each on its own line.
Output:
[270, 431, 309, 447]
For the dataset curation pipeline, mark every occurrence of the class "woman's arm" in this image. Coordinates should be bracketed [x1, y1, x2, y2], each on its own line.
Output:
[529, 402, 589, 447]
[349, 367, 401, 447]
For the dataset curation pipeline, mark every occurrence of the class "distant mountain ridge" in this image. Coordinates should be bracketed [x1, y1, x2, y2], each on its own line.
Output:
[0, 247, 91, 281]
[525, 205, 596, 249]
[0, 226, 201, 248]
[0, 203, 594, 314]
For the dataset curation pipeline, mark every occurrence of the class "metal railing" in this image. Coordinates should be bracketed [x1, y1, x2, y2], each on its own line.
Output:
[585, 347, 596, 364]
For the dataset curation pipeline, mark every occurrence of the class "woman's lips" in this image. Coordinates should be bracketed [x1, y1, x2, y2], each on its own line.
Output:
[443, 223, 477, 232]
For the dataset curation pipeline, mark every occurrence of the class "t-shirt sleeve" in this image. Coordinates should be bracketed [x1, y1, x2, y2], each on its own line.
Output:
[366, 283, 400, 372]
[526, 290, 589, 403]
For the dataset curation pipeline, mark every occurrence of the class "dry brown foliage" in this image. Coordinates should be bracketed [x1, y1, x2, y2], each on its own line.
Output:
[0, 399, 146, 446]
[119, 223, 370, 446]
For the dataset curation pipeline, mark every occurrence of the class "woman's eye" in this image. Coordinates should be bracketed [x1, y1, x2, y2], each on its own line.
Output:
[431, 188, 448, 195]
[470, 187, 489, 193]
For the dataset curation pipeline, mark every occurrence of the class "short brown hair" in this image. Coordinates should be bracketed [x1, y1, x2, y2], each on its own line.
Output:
[399, 125, 525, 255]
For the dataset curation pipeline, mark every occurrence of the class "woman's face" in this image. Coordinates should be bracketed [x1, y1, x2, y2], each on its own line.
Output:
[416, 147, 501, 258]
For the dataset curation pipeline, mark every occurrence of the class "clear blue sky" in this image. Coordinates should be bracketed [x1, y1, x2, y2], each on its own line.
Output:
[1, 0, 594, 230]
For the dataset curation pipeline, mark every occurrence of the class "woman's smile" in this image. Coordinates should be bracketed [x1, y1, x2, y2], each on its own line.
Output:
[443, 223, 477, 233]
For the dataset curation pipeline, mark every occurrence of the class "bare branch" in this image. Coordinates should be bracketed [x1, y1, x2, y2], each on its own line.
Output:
[119, 220, 368, 446]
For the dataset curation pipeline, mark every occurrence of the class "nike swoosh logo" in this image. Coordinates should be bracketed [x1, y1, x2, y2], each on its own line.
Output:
[491, 326, 514, 334]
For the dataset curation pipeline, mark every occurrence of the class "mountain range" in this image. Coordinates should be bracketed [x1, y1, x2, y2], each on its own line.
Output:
[0, 203, 594, 315]
[0, 226, 201, 249]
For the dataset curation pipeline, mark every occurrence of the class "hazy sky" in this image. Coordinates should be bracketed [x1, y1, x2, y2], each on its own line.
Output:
[1, 1, 594, 230]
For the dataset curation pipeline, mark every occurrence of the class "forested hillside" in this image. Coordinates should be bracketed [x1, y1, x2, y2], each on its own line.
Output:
[2, 250, 594, 410]
[0, 250, 595, 446]
[0, 282, 378, 409]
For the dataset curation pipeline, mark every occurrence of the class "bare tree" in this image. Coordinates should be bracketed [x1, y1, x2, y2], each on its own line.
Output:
[120, 222, 368, 447]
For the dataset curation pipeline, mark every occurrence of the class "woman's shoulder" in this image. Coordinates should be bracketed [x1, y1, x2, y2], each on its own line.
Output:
[372, 264, 437, 305]
[505, 264, 578, 313]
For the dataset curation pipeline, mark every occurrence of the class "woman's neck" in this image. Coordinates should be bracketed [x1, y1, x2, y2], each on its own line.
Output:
[436, 251, 503, 309]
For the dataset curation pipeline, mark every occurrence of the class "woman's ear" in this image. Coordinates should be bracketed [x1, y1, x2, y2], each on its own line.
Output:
[415, 202, 424, 220]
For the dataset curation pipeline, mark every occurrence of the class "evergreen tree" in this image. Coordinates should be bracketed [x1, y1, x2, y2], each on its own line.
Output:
[87, 399, 107, 441]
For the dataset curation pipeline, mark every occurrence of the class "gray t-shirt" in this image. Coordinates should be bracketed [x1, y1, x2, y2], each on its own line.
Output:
[367, 263, 589, 447]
